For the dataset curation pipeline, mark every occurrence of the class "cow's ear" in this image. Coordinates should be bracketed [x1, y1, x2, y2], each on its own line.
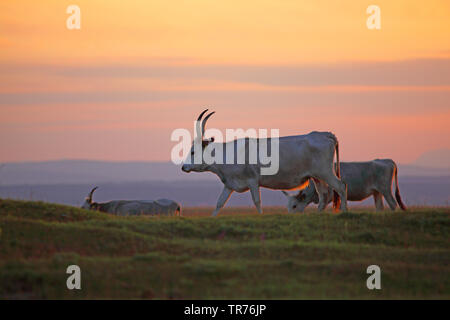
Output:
[202, 140, 210, 148]
[201, 137, 215, 149]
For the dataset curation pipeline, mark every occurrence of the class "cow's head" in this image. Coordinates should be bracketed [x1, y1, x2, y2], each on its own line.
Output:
[282, 183, 317, 213]
[181, 109, 215, 173]
[81, 186, 98, 210]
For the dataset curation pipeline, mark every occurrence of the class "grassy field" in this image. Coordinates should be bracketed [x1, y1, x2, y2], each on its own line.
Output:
[0, 199, 449, 299]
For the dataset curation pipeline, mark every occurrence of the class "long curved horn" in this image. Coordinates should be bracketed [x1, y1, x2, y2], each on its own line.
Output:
[202, 111, 215, 137]
[196, 109, 209, 139]
[197, 109, 209, 121]
[87, 186, 98, 203]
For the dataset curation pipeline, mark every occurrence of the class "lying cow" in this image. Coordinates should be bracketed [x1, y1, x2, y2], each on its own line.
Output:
[81, 187, 181, 216]
[282, 159, 407, 212]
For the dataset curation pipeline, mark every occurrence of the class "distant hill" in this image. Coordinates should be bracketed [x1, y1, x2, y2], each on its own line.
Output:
[413, 149, 450, 169]
[0, 160, 214, 185]
[0, 159, 449, 186]
[397, 164, 450, 176]
[0, 177, 449, 207]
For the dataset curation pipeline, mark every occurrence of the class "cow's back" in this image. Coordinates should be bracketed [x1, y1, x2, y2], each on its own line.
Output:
[260, 131, 337, 189]
[114, 199, 180, 216]
[97, 200, 127, 214]
[118, 200, 165, 216]
[340, 160, 395, 200]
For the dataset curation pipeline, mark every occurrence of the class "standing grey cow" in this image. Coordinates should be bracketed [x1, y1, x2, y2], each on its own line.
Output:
[181, 109, 348, 216]
[81, 187, 181, 216]
[282, 159, 407, 212]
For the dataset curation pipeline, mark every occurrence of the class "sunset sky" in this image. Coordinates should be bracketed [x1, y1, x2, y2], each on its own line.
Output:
[1, 0, 449, 164]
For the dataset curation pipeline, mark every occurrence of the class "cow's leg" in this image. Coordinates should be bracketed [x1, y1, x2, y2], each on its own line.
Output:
[381, 189, 397, 211]
[312, 178, 329, 211]
[317, 173, 348, 212]
[373, 191, 384, 211]
[249, 184, 263, 214]
[212, 186, 233, 216]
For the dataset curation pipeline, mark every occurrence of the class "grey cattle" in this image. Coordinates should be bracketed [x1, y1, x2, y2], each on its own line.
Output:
[181, 109, 348, 216]
[282, 159, 407, 212]
[81, 187, 181, 216]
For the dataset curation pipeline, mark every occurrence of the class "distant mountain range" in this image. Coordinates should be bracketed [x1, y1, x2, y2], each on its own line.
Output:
[0, 159, 449, 186]
[413, 149, 450, 169]
[0, 159, 448, 207]
[0, 160, 213, 185]
[0, 177, 448, 207]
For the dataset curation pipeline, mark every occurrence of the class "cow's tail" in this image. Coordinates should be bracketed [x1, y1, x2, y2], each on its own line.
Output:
[332, 140, 341, 212]
[393, 162, 407, 211]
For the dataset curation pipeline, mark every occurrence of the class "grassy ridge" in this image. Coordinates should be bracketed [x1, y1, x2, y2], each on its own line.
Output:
[0, 200, 449, 299]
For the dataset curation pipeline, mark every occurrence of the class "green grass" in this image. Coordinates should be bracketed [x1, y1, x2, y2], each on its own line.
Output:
[0, 199, 449, 299]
